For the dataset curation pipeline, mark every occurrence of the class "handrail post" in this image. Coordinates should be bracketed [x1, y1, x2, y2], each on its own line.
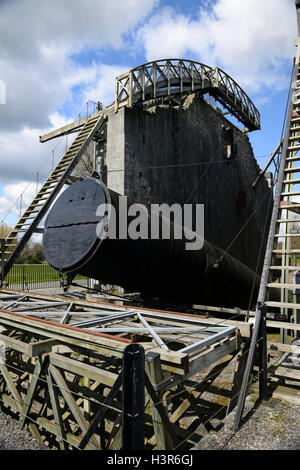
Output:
[258, 302, 268, 401]
[0, 239, 5, 287]
[122, 343, 145, 450]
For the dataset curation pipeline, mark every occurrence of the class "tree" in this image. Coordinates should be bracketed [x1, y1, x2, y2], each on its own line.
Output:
[15, 242, 45, 264]
[0, 223, 12, 239]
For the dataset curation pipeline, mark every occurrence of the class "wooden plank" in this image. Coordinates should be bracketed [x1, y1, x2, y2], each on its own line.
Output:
[39, 111, 103, 142]
[49, 365, 99, 449]
[49, 353, 118, 387]
[144, 371, 181, 449]
[266, 320, 300, 331]
[47, 371, 68, 450]
[0, 362, 24, 413]
[36, 417, 94, 450]
[109, 426, 122, 450]
[19, 356, 46, 428]
[0, 332, 30, 354]
[78, 374, 122, 450]
[169, 355, 234, 424]
[275, 366, 300, 381]
[271, 384, 300, 405]
[145, 354, 173, 450]
[29, 339, 58, 356]
[159, 337, 238, 392]
[268, 342, 300, 354]
[227, 345, 249, 414]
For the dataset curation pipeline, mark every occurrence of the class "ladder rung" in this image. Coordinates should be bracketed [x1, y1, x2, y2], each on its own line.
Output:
[282, 178, 300, 184]
[265, 301, 300, 309]
[274, 233, 300, 237]
[280, 203, 300, 210]
[19, 216, 35, 222]
[284, 167, 300, 174]
[272, 249, 300, 254]
[281, 191, 300, 196]
[276, 218, 300, 223]
[14, 224, 31, 229]
[288, 145, 300, 151]
[53, 164, 69, 171]
[24, 209, 40, 215]
[31, 197, 48, 204]
[29, 203, 44, 208]
[43, 182, 58, 188]
[38, 188, 53, 195]
[269, 266, 299, 271]
[70, 141, 84, 147]
[286, 156, 300, 162]
[51, 170, 66, 176]
[288, 135, 300, 142]
[267, 283, 300, 289]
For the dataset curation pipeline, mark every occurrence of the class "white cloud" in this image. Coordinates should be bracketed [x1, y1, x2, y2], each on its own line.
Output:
[137, 0, 296, 94]
[0, 0, 296, 213]
[0, 113, 74, 186]
[0, 0, 158, 132]
[0, 181, 37, 223]
[0, 0, 158, 195]
[81, 64, 131, 107]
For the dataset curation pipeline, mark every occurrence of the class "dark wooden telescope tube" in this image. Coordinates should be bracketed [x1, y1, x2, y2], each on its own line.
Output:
[43, 177, 265, 308]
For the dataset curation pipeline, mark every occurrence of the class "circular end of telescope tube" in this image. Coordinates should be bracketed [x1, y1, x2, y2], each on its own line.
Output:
[43, 178, 110, 273]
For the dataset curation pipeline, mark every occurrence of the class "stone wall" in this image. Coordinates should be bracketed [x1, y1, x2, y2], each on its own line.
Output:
[104, 96, 271, 273]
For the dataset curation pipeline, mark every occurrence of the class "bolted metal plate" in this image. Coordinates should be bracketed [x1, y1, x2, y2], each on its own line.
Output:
[43, 178, 106, 272]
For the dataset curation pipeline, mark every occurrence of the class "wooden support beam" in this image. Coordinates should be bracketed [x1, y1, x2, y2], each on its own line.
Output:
[49, 353, 118, 387]
[49, 364, 99, 449]
[79, 374, 122, 450]
[47, 370, 68, 450]
[145, 352, 175, 450]
[19, 355, 46, 428]
[169, 354, 235, 425]
[39, 111, 103, 143]
[0, 362, 24, 413]
[227, 343, 250, 414]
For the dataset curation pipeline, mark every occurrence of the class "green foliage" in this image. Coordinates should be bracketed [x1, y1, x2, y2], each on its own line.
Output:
[0, 223, 12, 239]
[15, 242, 45, 264]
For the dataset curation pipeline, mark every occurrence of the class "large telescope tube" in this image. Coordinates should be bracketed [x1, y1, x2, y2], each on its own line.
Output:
[43, 178, 261, 308]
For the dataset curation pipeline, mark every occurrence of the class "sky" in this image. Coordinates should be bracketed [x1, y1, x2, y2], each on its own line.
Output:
[0, 0, 298, 228]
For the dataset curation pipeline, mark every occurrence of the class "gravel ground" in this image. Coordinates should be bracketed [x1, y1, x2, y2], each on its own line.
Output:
[1, 397, 299, 451]
[195, 396, 300, 450]
[0, 412, 48, 450]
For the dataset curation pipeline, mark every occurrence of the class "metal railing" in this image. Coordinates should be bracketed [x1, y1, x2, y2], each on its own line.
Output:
[2, 263, 92, 291]
[115, 59, 261, 131]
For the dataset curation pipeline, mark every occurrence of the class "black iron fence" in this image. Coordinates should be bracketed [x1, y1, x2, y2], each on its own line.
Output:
[3, 263, 92, 291]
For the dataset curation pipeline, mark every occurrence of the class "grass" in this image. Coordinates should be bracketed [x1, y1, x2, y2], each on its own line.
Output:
[5, 264, 87, 285]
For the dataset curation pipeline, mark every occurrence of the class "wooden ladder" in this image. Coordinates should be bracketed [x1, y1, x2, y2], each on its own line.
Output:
[0, 113, 107, 281]
[234, 47, 300, 430]
[264, 62, 300, 334]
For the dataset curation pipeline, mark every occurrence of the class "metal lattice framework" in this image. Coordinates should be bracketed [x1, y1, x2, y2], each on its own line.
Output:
[115, 59, 261, 131]
[0, 289, 253, 450]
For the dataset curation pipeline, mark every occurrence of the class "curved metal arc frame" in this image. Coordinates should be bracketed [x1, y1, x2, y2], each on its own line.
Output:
[115, 59, 260, 131]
